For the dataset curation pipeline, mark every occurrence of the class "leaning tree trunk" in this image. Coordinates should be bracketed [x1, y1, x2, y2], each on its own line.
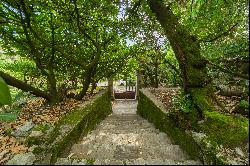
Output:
[75, 70, 92, 100]
[0, 71, 52, 101]
[148, 0, 217, 116]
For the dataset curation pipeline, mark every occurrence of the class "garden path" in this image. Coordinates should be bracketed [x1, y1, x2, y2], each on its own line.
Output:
[55, 100, 201, 165]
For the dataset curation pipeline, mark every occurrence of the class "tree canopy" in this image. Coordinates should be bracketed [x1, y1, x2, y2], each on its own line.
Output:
[0, 0, 248, 106]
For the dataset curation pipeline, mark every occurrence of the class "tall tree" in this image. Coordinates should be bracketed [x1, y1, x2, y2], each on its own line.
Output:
[147, 0, 219, 119]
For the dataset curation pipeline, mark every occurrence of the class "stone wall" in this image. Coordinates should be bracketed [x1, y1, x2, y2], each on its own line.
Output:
[35, 90, 112, 164]
[137, 88, 248, 165]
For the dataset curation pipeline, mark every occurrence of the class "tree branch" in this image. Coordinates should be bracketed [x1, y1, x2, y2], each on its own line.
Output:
[0, 70, 52, 101]
[201, 22, 239, 43]
[207, 60, 249, 79]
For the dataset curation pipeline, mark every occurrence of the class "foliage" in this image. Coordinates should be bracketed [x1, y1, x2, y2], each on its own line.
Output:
[0, 112, 17, 121]
[239, 100, 249, 109]
[0, 0, 139, 101]
[0, 76, 12, 105]
[0, 0, 247, 102]
[173, 90, 193, 113]
[34, 123, 50, 133]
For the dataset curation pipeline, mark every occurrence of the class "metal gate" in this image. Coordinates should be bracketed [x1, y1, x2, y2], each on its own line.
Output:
[114, 80, 136, 99]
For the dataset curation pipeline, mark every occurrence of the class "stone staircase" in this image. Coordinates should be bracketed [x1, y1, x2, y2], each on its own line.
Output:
[55, 100, 202, 165]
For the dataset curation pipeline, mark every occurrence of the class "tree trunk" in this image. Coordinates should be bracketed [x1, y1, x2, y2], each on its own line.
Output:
[154, 60, 159, 88]
[75, 69, 92, 100]
[0, 71, 52, 101]
[148, 0, 217, 116]
[108, 77, 114, 100]
[218, 88, 246, 97]
[90, 79, 98, 95]
[47, 70, 58, 103]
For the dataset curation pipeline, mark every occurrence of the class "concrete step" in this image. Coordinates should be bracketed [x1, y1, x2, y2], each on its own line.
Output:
[96, 123, 154, 131]
[57, 100, 202, 165]
[55, 157, 201, 165]
[79, 131, 173, 146]
[69, 143, 188, 161]
[104, 114, 144, 121]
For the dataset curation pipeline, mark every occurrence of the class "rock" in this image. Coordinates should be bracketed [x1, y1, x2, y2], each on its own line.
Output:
[147, 159, 166, 165]
[133, 158, 146, 165]
[6, 152, 36, 165]
[72, 159, 86, 165]
[28, 145, 38, 152]
[29, 130, 43, 137]
[191, 131, 206, 144]
[93, 159, 102, 165]
[235, 147, 245, 157]
[37, 153, 51, 165]
[182, 160, 202, 165]
[55, 158, 72, 165]
[15, 137, 27, 144]
[12, 121, 35, 137]
[227, 159, 244, 165]
[197, 120, 205, 124]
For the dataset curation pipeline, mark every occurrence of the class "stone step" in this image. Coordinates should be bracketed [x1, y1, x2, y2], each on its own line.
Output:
[104, 114, 144, 121]
[55, 157, 201, 165]
[58, 101, 202, 165]
[93, 158, 202, 165]
[69, 143, 188, 161]
[96, 123, 154, 131]
[79, 132, 173, 146]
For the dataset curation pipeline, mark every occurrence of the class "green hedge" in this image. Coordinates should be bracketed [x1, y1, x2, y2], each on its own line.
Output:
[37, 90, 112, 164]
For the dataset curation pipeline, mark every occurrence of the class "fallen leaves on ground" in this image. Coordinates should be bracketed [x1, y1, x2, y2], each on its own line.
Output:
[149, 87, 248, 117]
[0, 91, 99, 165]
[148, 87, 180, 111]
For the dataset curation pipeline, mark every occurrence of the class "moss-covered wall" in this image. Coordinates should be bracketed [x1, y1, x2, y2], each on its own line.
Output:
[37, 90, 112, 164]
[137, 89, 249, 165]
[137, 89, 202, 161]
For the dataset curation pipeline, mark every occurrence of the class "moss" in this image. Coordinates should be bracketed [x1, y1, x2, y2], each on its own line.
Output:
[137, 91, 202, 160]
[33, 146, 46, 155]
[59, 109, 89, 125]
[138, 89, 249, 165]
[239, 100, 249, 109]
[34, 124, 50, 133]
[44, 91, 112, 164]
[25, 137, 44, 147]
[86, 159, 95, 165]
[190, 88, 216, 112]
[201, 111, 248, 147]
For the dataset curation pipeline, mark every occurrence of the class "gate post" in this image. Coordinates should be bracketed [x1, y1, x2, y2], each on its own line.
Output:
[136, 70, 142, 99]
[108, 77, 114, 100]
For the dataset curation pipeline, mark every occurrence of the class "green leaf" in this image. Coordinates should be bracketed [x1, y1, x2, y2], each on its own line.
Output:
[0, 113, 17, 121]
[0, 76, 12, 105]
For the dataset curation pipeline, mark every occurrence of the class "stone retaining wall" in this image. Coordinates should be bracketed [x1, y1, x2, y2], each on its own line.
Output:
[137, 88, 248, 165]
[36, 90, 112, 164]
